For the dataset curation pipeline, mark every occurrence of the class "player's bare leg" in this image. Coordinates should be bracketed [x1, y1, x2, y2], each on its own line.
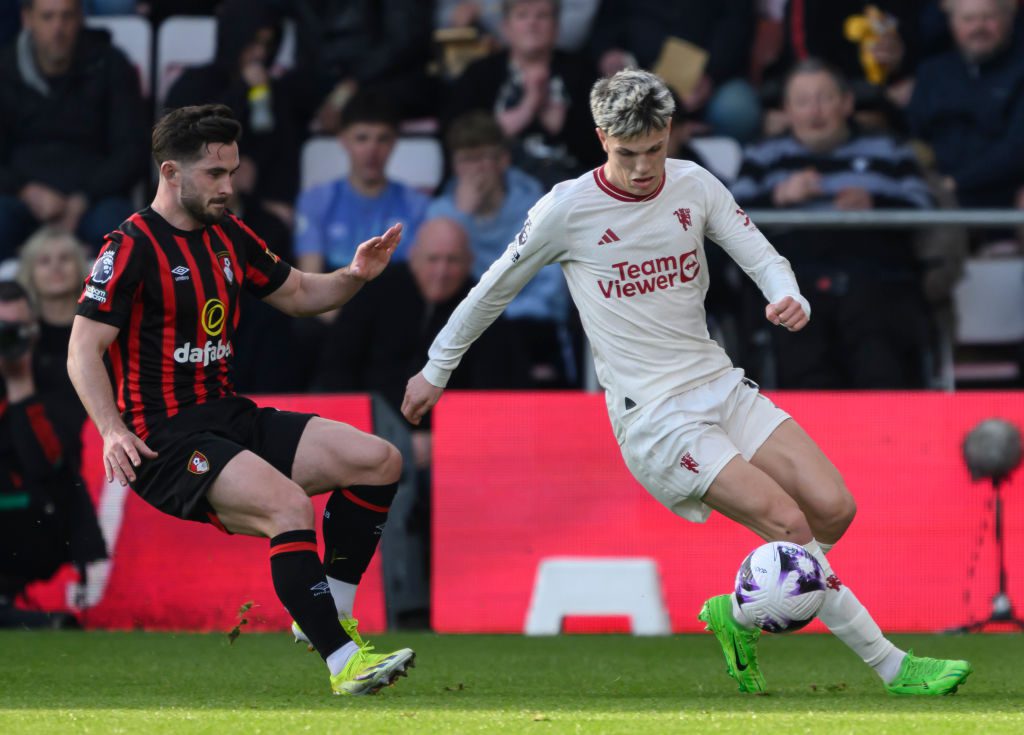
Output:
[741, 420, 972, 695]
[205, 451, 380, 691]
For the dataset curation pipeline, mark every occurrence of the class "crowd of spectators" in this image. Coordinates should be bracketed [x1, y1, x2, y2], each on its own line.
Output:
[2, 0, 1023, 626]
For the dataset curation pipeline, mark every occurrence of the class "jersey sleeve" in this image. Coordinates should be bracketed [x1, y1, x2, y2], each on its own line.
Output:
[422, 190, 570, 388]
[699, 167, 811, 318]
[76, 230, 146, 329]
[230, 214, 292, 298]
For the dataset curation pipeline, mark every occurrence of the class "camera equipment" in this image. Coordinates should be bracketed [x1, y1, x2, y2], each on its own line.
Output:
[0, 320, 36, 360]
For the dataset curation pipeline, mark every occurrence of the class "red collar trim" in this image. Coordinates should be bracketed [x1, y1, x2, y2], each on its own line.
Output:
[593, 166, 665, 202]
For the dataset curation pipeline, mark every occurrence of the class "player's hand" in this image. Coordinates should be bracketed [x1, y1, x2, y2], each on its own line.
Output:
[19, 182, 66, 222]
[766, 296, 809, 332]
[348, 223, 402, 282]
[401, 372, 444, 426]
[102, 425, 158, 486]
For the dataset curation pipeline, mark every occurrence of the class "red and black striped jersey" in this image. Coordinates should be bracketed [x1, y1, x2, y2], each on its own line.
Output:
[76, 207, 291, 440]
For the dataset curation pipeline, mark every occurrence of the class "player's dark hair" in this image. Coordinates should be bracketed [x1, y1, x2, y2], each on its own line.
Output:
[445, 111, 506, 153]
[151, 104, 243, 166]
[20, 0, 81, 10]
[783, 58, 852, 100]
[339, 91, 401, 131]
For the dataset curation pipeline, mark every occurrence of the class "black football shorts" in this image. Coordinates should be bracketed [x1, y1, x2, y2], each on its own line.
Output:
[130, 396, 315, 530]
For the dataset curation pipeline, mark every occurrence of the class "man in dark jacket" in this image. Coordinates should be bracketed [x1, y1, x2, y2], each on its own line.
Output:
[0, 280, 106, 628]
[166, 0, 300, 229]
[907, 0, 1024, 208]
[0, 0, 147, 257]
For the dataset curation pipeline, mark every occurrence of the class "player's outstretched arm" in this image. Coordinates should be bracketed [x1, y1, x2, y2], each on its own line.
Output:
[67, 316, 158, 485]
[401, 372, 444, 426]
[766, 296, 809, 332]
[265, 223, 403, 317]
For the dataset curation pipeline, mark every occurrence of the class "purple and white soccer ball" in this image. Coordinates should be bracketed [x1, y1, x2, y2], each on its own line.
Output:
[734, 541, 827, 633]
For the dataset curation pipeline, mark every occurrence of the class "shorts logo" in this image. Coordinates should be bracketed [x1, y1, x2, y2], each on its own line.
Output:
[187, 450, 210, 475]
[90, 249, 116, 284]
[679, 452, 700, 473]
[217, 251, 234, 284]
[201, 298, 226, 336]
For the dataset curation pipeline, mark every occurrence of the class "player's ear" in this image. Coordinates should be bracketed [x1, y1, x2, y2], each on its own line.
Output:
[596, 127, 608, 151]
[160, 160, 179, 183]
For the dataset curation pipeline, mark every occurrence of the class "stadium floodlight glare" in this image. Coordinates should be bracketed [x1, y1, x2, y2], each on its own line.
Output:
[953, 419, 1024, 632]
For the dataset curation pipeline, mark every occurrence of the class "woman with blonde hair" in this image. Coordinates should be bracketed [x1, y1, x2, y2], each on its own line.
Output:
[15, 227, 90, 437]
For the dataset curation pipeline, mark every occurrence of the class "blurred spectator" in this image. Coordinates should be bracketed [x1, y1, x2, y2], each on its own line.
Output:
[732, 59, 935, 388]
[447, 0, 603, 188]
[312, 217, 518, 412]
[15, 227, 89, 438]
[757, 1, 927, 132]
[590, 0, 760, 141]
[907, 0, 1024, 208]
[293, 92, 430, 276]
[435, 0, 602, 53]
[165, 0, 300, 230]
[312, 217, 518, 629]
[427, 111, 573, 388]
[0, 0, 146, 257]
[291, 0, 436, 129]
[0, 280, 106, 629]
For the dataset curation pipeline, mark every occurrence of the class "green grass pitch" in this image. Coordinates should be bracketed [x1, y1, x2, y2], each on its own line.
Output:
[1, 631, 1022, 734]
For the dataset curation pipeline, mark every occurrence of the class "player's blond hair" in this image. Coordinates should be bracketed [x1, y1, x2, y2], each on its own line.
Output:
[589, 70, 676, 139]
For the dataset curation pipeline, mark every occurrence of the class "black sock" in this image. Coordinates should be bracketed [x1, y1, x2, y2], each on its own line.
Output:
[322, 483, 398, 584]
[269, 530, 350, 661]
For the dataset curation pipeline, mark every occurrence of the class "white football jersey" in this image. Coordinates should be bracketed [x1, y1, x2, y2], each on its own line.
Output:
[423, 158, 809, 440]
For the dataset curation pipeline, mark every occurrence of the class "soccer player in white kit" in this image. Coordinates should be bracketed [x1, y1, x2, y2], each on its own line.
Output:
[402, 70, 972, 696]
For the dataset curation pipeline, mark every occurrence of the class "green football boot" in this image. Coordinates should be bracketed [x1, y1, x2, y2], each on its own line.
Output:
[329, 641, 415, 696]
[884, 650, 973, 696]
[698, 594, 767, 693]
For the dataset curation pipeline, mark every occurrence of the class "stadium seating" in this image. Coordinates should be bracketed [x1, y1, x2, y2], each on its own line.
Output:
[690, 135, 743, 184]
[300, 136, 445, 194]
[953, 256, 1024, 384]
[85, 14, 151, 98]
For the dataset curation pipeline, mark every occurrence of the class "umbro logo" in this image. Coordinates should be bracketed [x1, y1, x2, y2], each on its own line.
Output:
[597, 228, 620, 246]
[310, 581, 331, 597]
[171, 265, 190, 282]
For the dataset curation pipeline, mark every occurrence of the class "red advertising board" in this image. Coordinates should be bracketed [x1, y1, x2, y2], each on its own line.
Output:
[25, 396, 386, 633]
[432, 392, 1024, 633]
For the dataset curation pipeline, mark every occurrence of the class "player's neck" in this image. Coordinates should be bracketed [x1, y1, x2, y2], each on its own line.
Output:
[151, 190, 204, 232]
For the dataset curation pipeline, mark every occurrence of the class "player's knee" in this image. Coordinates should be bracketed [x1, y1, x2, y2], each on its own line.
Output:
[360, 439, 401, 484]
[269, 484, 315, 533]
[764, 502, 813, 544]
[820, 484, 856, 538]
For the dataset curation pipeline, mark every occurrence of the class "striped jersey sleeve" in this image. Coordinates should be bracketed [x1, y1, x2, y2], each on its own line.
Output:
[77, 229, 147, 328]
[228, 214, 292, 298]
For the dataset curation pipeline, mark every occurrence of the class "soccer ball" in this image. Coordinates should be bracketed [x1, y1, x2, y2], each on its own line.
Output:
[734, 541, 827, 633]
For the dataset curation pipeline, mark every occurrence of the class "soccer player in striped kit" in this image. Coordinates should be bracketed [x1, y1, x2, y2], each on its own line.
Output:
[69, 105, 413, 695]
[403, 70, 972, 696]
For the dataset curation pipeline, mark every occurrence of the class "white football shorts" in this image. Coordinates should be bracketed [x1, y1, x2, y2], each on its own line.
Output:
[618, 368, 790, 523]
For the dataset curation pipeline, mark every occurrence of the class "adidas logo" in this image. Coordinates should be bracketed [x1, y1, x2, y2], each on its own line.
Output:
[597, 228, 620, 246]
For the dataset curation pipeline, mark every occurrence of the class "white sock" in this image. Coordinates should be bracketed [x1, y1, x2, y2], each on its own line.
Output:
[818, 540, 834, 554]
[325, 641, 360, 676]
[327, 577, 357, 618]
[803, 540, 906, 683]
